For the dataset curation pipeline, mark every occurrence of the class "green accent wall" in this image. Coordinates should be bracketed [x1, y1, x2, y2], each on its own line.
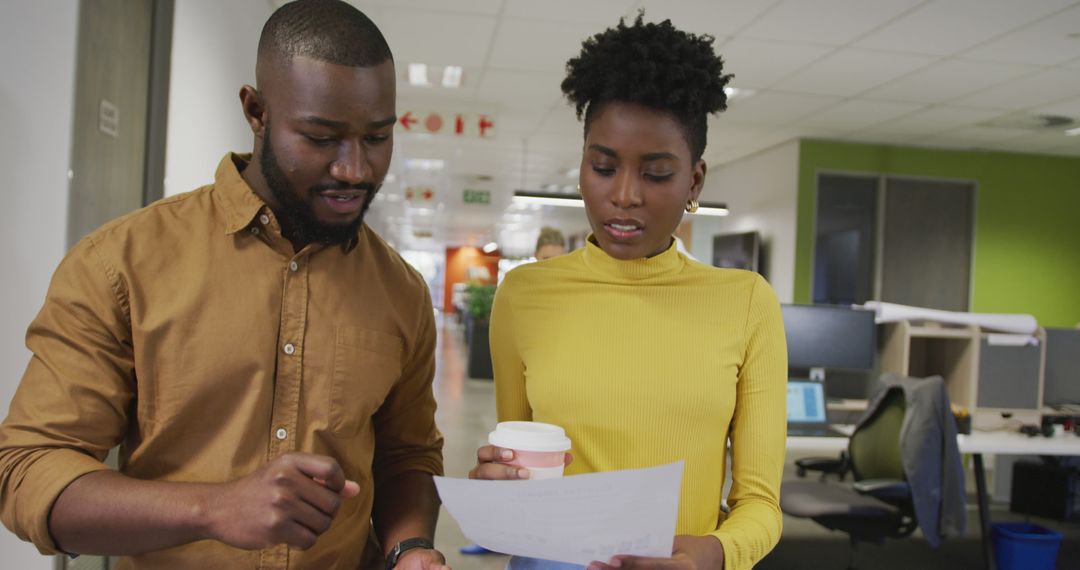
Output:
[796, 139, 1080, 328]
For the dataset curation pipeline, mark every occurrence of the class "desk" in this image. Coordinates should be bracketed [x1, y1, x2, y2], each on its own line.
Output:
[786, 430, 1080, 570]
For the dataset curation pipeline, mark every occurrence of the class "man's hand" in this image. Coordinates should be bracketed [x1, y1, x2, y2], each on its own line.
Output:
[204, 452, 360, 550]
[586, 535, 724, 570]
[394, 547, 452, 570]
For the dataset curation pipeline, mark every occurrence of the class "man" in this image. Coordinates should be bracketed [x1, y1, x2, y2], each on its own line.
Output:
[0, 1, 448, 569]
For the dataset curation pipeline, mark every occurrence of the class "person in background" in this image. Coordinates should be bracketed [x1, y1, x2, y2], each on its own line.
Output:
[0, 1, 448, 568]
[534, 227, 568, 261]
[469, 13, 786, 570]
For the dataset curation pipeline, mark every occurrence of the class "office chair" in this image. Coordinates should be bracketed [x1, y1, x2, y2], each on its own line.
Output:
[781, 375, 964, 569]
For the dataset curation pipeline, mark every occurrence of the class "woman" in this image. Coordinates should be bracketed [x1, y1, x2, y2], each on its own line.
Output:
[470, 14, 787, 570]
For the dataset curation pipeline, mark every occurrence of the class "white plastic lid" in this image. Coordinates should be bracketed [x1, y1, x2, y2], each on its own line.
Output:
[488, 421, 572, 452]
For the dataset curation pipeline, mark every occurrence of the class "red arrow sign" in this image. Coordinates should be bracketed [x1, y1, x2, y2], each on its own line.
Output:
[399, 112, 417, 130]
[478, 115, 494, 137]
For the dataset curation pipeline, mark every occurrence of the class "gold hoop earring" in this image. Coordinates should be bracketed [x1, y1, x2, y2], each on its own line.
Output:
[686, 199, 699, 213]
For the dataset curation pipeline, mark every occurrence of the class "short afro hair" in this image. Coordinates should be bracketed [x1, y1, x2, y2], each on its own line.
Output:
[561, 13, 732, 162]
[258, 0, 392, 69]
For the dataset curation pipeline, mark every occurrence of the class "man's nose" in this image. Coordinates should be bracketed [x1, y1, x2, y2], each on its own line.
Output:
[329, 140, 368, 184]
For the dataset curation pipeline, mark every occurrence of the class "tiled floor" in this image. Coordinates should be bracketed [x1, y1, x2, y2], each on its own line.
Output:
[429, 320, 1079, 569]
[431, 319, 509, 570]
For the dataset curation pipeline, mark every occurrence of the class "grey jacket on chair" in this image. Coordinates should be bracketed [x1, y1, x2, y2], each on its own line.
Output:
[856, 374, 967, 547]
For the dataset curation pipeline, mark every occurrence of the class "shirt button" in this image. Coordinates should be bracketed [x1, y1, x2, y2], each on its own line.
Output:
[283, 343, 295, 355]
[289, 261, 299, 272]
[259, 214, 270, 225]
[275, 427, 287, 440]
[250, 226, 260, 235]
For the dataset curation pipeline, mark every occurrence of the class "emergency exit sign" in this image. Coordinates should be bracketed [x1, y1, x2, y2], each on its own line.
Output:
[463, 189, 491, 205]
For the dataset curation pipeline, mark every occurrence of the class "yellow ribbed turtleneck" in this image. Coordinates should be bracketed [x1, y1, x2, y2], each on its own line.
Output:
[490, 238, 787, 570]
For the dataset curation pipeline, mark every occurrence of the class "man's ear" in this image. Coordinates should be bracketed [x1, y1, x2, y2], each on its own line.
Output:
[239, 85, 266, 137]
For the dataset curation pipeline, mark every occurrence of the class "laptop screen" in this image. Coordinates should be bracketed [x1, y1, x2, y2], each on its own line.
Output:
[787, 381, 827, 423]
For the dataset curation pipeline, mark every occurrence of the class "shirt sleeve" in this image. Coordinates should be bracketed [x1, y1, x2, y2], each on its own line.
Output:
[0, 236, 135, 554]
[371, 284, 444, 485]
[710, 274, 787, 570]
[490, 274, 531, 423]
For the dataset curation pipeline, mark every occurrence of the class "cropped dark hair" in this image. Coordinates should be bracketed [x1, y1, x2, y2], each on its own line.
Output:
[561, 13, 732, 162]
[258, 0, 392, 68]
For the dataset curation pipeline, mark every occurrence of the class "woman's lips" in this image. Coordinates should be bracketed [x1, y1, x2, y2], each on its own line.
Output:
[603, 221, 644, 240]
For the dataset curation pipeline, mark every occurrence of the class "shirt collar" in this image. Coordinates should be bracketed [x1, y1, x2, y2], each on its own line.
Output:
[581, 234, 685, 281]
[212, 153, 270, 235]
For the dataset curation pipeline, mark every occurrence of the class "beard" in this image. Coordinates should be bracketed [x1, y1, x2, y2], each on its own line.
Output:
[260, 121, 379, 249]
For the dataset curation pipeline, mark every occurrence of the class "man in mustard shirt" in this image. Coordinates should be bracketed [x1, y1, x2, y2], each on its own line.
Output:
[0, 1, 447, 569]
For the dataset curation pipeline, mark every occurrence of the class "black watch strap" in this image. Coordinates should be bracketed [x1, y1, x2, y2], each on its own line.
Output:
[385, 537, 434, 570]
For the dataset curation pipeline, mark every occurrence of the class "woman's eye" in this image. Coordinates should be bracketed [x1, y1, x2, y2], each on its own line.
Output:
[592, 165, 615, 176]
[645, 172, 674, 182]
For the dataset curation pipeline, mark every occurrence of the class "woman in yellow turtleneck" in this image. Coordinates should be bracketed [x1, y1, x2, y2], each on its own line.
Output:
[468, 14, 787, 570]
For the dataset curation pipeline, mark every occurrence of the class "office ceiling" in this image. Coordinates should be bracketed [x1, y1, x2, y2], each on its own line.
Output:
[272, 0, 1080, 255]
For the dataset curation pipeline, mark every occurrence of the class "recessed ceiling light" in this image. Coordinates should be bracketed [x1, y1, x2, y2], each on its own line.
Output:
[692, 204, 730, 217]
[512, 191, 586, 208]
[1066, 127, 1080, 136]
[408, 63, 429, 86]
[482, 242, 498, 253]
[442, 66, 463, 88]
[724, 86, 756, 101]
[404, 158, 444, 171]
[512, 190, 729, 215]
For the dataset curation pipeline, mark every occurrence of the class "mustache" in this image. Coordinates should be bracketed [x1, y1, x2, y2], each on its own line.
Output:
[311, 182, 379, 193]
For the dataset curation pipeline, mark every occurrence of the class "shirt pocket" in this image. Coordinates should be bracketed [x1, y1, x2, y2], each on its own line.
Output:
[330, 325, 404, 438]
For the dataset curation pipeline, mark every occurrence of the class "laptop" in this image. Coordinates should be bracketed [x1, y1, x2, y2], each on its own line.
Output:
[787, 380, 847, 438]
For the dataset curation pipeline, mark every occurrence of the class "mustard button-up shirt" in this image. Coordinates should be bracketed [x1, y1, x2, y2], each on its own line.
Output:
[0, 154, 443, 569]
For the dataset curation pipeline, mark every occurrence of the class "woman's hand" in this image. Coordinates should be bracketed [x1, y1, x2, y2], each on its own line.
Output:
[466, 445, 573, 480]
[586, 535, 724, 570]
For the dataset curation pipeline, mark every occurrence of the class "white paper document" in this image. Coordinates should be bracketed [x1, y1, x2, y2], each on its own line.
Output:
[434, 462, 683, 566]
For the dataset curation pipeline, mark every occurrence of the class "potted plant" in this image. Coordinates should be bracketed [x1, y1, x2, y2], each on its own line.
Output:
[464, 283, 496, 380]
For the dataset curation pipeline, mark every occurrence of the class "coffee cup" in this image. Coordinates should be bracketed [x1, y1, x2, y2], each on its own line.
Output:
[488, 421, 572, 480]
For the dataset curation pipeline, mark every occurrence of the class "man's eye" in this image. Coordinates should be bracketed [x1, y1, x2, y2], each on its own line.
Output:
[305, 135, 335, 146]
[365, 134, 390, 144]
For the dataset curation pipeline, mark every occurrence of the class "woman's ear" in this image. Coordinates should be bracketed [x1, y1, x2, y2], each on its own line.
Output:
[690, 159, 707, 202]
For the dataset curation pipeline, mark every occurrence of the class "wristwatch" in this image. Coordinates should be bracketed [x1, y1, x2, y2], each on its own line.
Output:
[384, 537, 435, 570]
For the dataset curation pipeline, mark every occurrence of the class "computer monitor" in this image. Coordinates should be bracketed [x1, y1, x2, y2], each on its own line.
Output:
[712, 231, 760, 273]
[1044, 328, 1080, 408]
[781, 304, 877, 380]
[787, 381, 827, 424]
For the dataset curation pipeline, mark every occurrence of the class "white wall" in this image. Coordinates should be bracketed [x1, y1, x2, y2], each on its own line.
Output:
[164, 0, 271, 197]
[0, 2, 78, 568]
[694, 141, 800, 303]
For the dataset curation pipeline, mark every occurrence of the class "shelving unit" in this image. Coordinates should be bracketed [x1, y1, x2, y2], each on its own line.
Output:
[878, 320, 1046, 430]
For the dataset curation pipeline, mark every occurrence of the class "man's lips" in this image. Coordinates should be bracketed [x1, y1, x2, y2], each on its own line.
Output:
[317, 189, 367, 214]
